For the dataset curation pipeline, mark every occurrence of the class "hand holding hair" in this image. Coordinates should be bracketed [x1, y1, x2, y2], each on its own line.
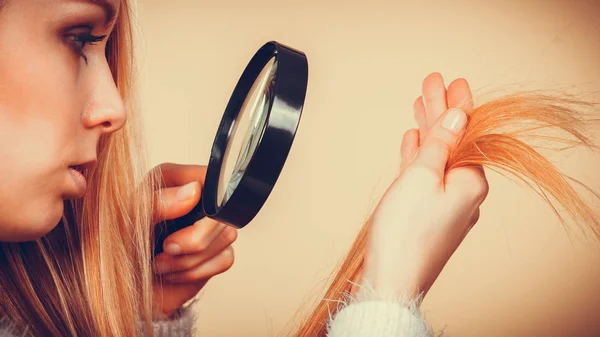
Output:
[296, 72, 600, 337]
[361, 73, 488, 301]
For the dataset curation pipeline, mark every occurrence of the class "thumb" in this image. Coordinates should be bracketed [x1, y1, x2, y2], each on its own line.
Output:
[153, 181, 201, 224]
[412, 108, 467, 177]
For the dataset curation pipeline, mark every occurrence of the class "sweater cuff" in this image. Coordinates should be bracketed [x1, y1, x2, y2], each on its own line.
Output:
[0, 317, 21, 337]
[326, 282, 434, 337]
[149, 299, 198, 337]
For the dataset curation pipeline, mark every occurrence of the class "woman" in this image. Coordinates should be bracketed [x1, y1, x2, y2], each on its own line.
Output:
[0, 0, 239, 335]
[4, 0, 583, 336]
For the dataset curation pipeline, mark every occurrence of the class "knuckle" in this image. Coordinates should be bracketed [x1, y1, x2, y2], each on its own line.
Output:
[472, 210, 481, 224]
[403, 164, 440, 185]
[467, 211, 480, 231]
[428, 136, 452, 154]
[471, 177, 489, 201]
[167, 273, 186, 283]
[224, 228, 238, 244]
[456, 172, 489, 202]
[155, 162, 172, 174]
[221, 263, 234, 274]
[223, 246, 235, 260]
[181, 257, 197, 270]
[188, 267, 205, 281]
[196, 238, 210, 251]
[220, 248, 235, 270]
[191, 229, 209, 251]
[153, 191, 163, 208]
[219, 260, 234, 274]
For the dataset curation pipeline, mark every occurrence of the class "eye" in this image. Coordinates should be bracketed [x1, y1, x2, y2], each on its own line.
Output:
[65, 28, 107, 64]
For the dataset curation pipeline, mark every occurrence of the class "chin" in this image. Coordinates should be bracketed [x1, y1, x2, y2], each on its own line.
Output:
[2, 199, 65, 242]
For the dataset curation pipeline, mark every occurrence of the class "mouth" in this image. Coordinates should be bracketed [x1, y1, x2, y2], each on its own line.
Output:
[68, 165, 85, 174]
[70, 159, 97, 172]
[66, 160, 96, 197]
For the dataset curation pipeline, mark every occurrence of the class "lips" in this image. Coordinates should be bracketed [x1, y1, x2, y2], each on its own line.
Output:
[69, 165, 84, 174]
[71, 159, 97, 171]
[66, 160, 96, 197]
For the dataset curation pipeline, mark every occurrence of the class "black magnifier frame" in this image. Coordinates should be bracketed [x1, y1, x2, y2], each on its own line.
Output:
[154, 41, 308, 256]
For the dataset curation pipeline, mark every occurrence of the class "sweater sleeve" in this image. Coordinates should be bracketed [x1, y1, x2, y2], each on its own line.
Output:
[325, 283, 435, 337]
[0, 304, 199, 337]
[0, 317, 20, 337]
[142, 299, 199, 337]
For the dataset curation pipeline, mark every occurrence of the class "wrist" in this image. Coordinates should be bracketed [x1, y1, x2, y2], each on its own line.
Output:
[367, 280, 425, 302]
[154, 302, 189, 321]
[361, 259, 429, 303]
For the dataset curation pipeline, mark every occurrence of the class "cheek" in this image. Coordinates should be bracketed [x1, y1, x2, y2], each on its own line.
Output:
[0, 28, 81, 240]
[0, 121, 70, 241]
[0, 73, 77, 195]
[0, 27, 81, 171]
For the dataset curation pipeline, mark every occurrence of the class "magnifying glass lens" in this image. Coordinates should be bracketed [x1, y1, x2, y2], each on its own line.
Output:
[217, 57, 278, 207]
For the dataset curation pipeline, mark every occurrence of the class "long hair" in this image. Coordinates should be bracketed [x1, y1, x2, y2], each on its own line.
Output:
[292, 91, 600, 337]
[0, 1, 159, 336]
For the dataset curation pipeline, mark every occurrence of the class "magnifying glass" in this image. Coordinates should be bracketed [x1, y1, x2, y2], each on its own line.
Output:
[154, 41, 308, 255]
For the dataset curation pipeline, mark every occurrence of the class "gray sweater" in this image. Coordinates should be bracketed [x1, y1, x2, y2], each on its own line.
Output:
[0, 297, 434, 337]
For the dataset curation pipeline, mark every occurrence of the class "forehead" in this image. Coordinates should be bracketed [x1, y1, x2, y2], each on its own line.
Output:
[68, 0, 121, 25]
[87, 0, 120, 17]
[85, 0, 120, 14]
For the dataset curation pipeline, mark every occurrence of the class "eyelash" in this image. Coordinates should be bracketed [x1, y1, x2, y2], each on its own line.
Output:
[67, 32, 107, 64]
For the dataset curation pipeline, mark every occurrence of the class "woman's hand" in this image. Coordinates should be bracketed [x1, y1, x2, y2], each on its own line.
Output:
[360, 73, 489, 302]
[151, 163, 237, 318]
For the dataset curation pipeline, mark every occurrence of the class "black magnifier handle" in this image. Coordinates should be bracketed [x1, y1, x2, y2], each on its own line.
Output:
[153, 197, 206, 256]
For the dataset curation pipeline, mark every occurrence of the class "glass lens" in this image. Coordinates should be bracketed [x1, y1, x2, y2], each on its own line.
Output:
[217, 57, 278, 207]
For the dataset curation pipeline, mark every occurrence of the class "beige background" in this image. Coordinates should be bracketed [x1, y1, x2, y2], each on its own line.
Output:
[135, 1, 600, 336]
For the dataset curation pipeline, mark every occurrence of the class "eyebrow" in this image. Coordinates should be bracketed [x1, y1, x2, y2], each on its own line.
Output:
[86, 0, 118, 27]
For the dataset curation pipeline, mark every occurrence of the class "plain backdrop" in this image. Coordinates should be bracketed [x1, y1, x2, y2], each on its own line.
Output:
[134, 1, 600, 336]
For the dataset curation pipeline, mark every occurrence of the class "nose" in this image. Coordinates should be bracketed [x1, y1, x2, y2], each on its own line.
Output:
[81, 59, 127, 134]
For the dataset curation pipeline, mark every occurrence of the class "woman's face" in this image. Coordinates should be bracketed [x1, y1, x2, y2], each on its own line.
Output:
[0, 0, 125, 241]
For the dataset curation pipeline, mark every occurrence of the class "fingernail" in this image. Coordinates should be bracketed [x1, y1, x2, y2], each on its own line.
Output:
[165, 243, 182, 255]
[441, 108, 466, 132]
[176, 181, 198, 201]
[154, 261, 170, 274]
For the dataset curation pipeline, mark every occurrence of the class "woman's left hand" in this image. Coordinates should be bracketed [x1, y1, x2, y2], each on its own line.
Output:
[150, 163, 238, 319]
[360, 74, 488, 301]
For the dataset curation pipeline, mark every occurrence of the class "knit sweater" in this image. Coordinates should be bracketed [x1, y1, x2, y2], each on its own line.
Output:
[0, 297, 433, 337]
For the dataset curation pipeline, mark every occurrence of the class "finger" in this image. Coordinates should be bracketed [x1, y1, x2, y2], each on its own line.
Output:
[162, 217, 228, 256]
[447, 78, 474, 113]
[422, 72, 448, 128]
[446, 165, 489, 204]
[152, 181, 201, 224]
[413, 96, 427, 134]
[400, 129, 420, 171]
[470, 208, 481, 225]
[162, 246, 235, 284]
[152, 163, 208, 188]
[412, 108, 467, 177]
[153, 227, 238, 275]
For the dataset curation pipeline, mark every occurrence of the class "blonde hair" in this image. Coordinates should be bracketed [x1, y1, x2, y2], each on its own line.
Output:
[0, 1, 160, 336]
[292, 91, 600, 337]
